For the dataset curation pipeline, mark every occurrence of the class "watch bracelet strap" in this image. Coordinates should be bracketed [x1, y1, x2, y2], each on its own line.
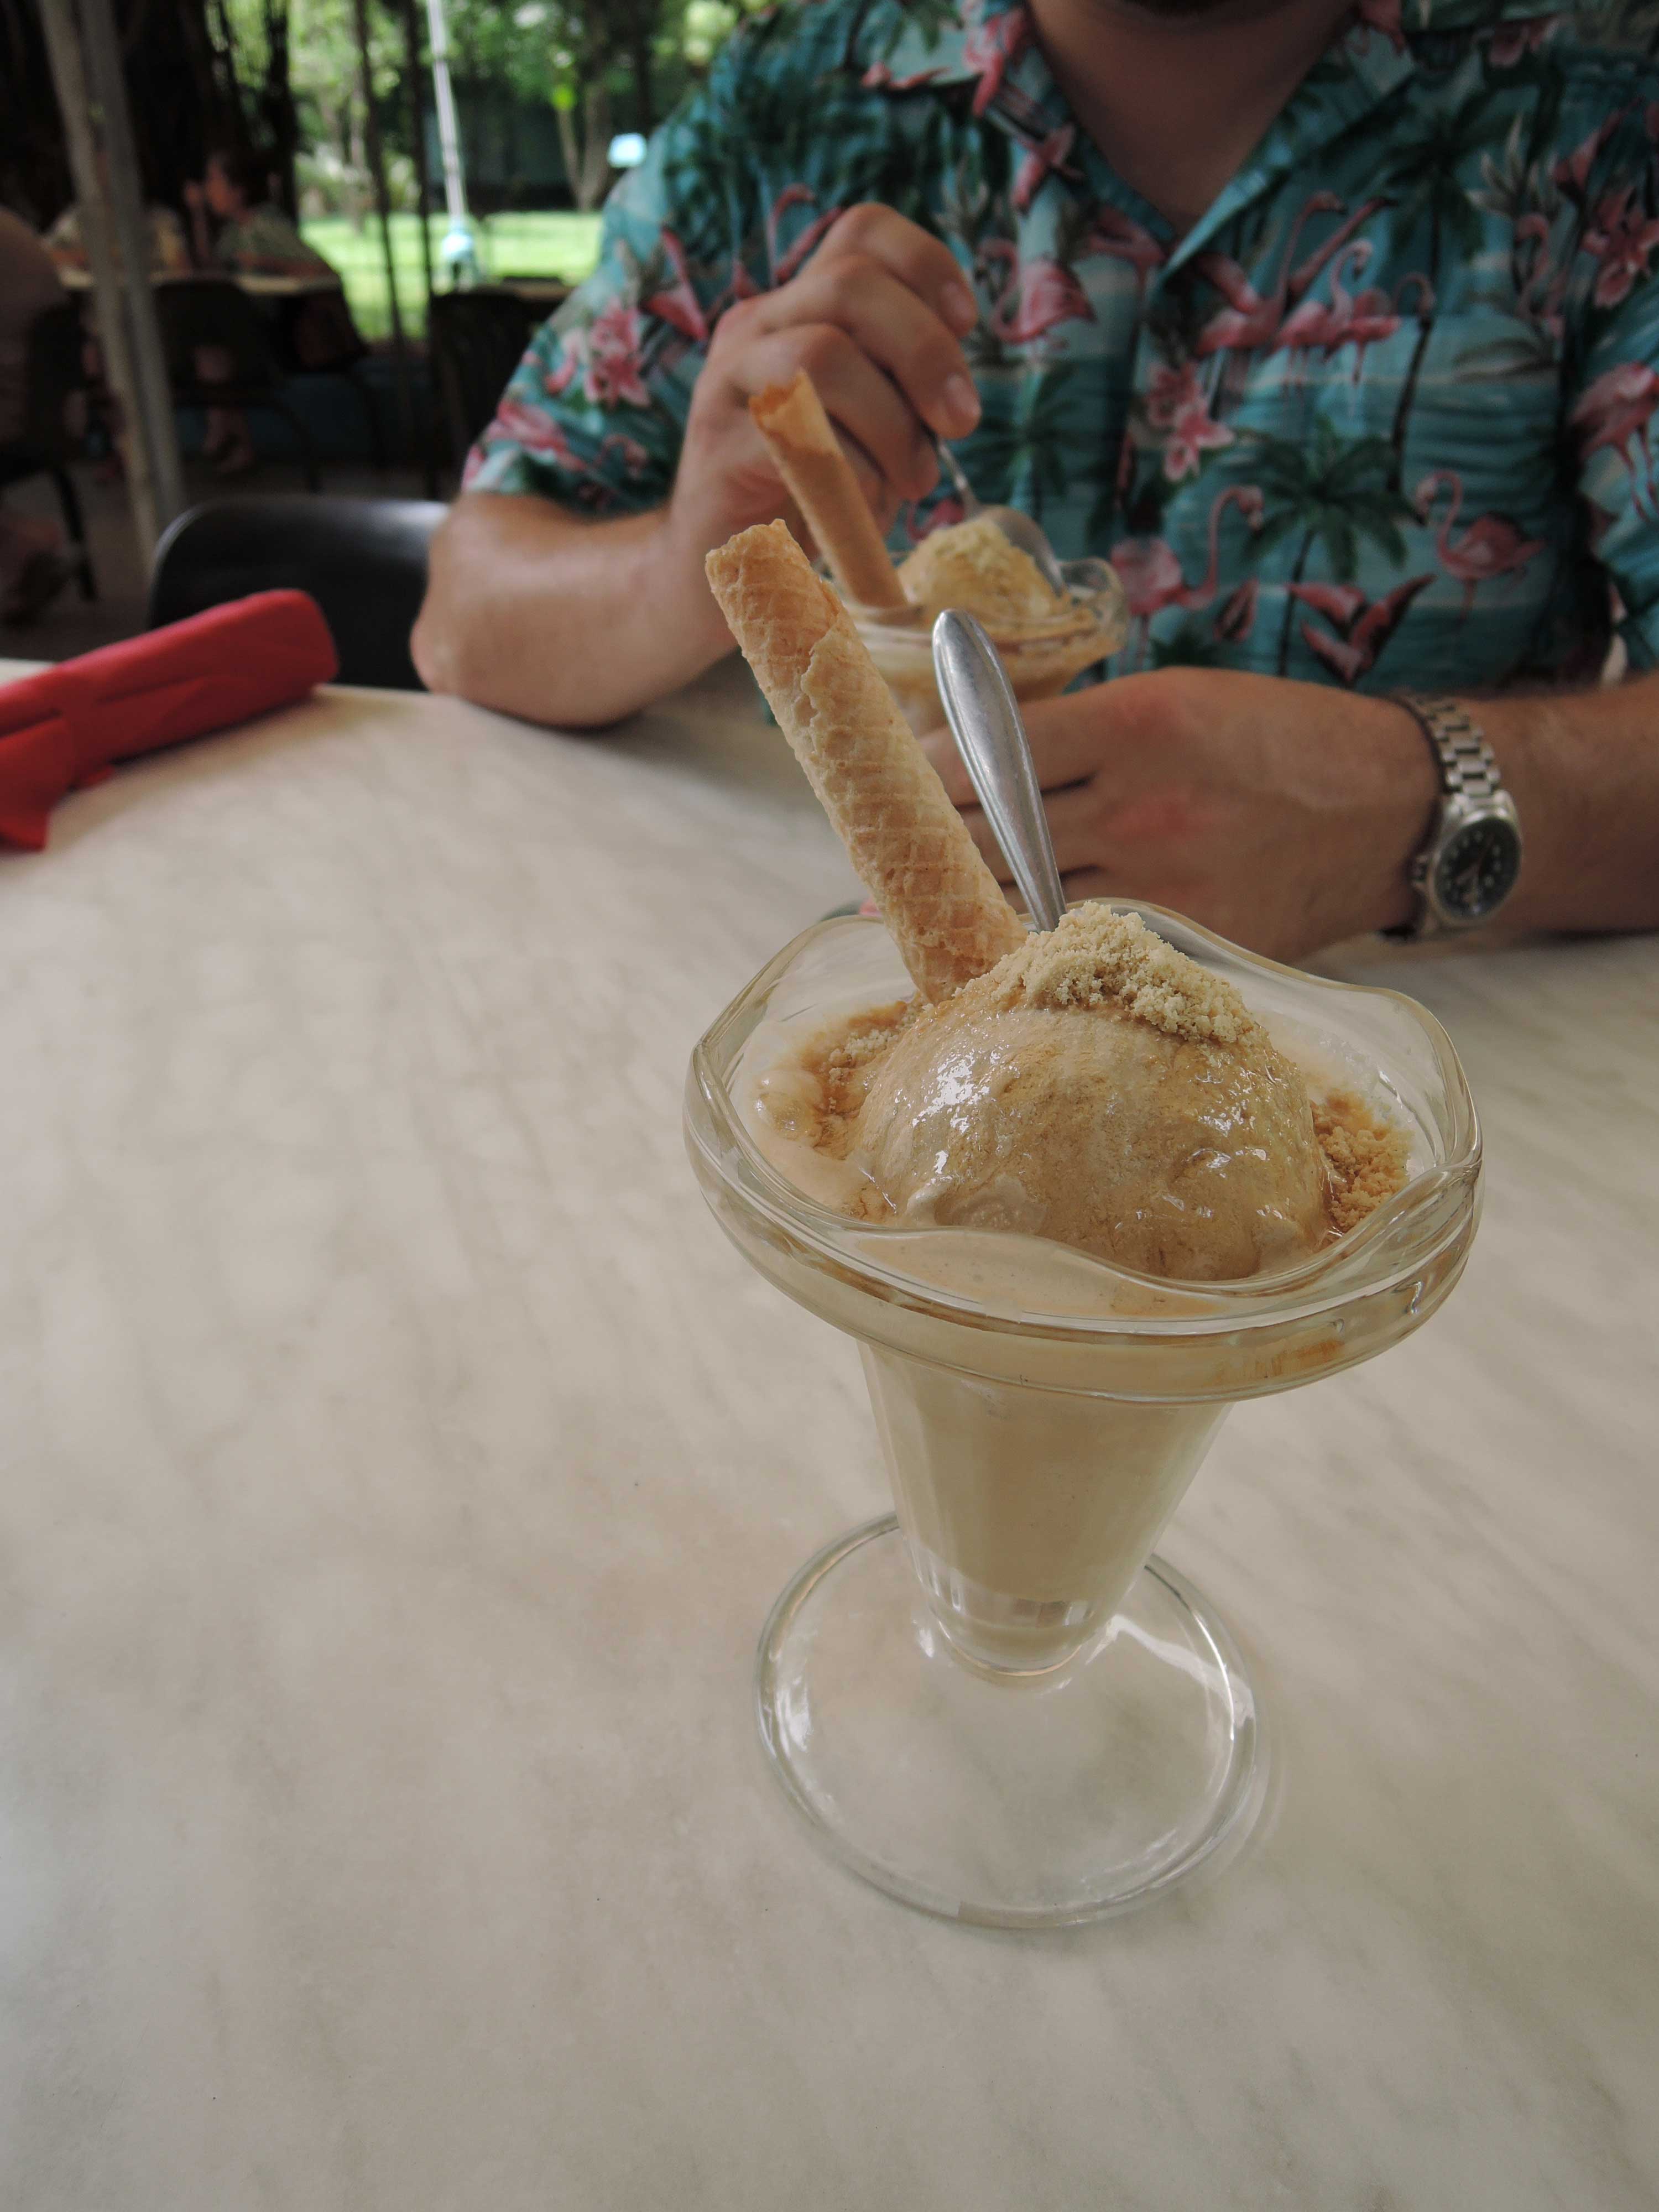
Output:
[1390, 690, 1504, 803]
[1380, 691, 1513, 941]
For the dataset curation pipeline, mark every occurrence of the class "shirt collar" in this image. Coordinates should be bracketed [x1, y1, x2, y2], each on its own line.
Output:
[863, 0, 1561, 258]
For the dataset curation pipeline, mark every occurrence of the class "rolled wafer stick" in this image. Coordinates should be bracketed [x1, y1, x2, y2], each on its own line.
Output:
[706, 520, 1025, 1001]
[749, 370, 910, 614]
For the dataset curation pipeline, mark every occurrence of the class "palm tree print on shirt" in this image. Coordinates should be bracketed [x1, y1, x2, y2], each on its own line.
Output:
[1243, 424, 1416, 674]
[963, 364, 1088, 521]
[1371, 89, 1508, 487]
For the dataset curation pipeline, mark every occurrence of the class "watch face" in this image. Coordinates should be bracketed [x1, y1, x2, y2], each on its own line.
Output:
[1432, 818, 1522, 922]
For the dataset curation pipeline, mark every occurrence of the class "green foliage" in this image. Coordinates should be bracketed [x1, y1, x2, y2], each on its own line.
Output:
[300, 208, 601, 335]
[247, 0, 765, 190]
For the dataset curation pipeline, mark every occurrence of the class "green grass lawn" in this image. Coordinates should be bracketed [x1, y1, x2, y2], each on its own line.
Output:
[299, 212, 603, 342]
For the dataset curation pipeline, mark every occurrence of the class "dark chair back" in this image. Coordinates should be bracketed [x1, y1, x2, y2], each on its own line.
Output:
[0, 299, 97, 599]
[427, 287, 542, 463]
[152, 277, 324, 489]
[152, 277, 284, 397]
[149, 495, 448, 690]
[19, 299, 88, 458]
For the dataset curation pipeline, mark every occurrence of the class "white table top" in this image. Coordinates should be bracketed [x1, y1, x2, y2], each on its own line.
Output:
[1, 658, 1655, 2209]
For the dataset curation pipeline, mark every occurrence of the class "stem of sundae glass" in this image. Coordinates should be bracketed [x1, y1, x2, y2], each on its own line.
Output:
[859, 1345, 1231, 1676]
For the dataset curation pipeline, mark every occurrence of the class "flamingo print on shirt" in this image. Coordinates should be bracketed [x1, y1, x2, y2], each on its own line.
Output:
[1112, 486, 1266, 661]
[1414, 472, 1547, 619]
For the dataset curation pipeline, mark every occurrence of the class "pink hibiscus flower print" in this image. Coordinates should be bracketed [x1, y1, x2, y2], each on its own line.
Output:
[1584, 187, 1659, 310]
[1551, 109, 1631, 204]
[641, 229, 709, 343]
[567, 300, 651, 410]
[1145, 363, 1234, 481]
[488, 398, 580, 467]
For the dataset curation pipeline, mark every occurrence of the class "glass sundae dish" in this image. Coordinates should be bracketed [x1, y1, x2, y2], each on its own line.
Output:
[742, 368, 1126, 734]
[687, 520, 1480, 1927]
[849, 518, 1128, 734]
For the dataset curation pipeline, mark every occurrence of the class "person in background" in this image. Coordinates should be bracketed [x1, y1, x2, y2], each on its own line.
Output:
[185, 147, 334, 279]
[0, 207, 75, 624]
[44, 190, 191, 278]
[181, 147, 342, 477]
[415, 0, 1659, 959]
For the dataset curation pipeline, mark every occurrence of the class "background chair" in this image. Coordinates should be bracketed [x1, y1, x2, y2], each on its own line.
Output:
[427, 286, 544, 474]
[0, 298, 96, 600]
[152, 278, 323, 491]
[149, 495, 447, 690]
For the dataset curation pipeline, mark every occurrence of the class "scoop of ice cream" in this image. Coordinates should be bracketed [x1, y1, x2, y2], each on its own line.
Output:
[897, 515, 1065, 628]
[759, 905, 1407, 1283]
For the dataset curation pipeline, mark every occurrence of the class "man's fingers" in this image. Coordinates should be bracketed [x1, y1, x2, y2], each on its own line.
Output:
[940, 784, 1122, 890]
[1036, 780, 1119, 877]
[730, 327, 935, 506]
[751, 258, 978, 439]
[922, 700, 1110, 806]
[813, 204, 978, 338]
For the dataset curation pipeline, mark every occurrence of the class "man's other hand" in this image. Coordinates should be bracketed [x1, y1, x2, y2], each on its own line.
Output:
[921, 669, 1442, 962]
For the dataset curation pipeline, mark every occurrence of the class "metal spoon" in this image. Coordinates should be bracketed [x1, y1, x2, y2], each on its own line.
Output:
[931, 609, 1066, 933]
[934, 438, 1069, 599]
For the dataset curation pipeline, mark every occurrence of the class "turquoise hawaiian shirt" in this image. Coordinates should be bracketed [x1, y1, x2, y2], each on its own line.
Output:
[467, 0, 1659, 692]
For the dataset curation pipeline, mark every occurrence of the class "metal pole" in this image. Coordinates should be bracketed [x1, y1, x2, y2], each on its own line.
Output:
[422, 0, 477, 283]
[38, 0, 170, 564]
[76, 0, 185, 536]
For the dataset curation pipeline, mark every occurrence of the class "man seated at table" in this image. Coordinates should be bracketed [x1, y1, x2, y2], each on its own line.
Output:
[413, 0, 1659, 959]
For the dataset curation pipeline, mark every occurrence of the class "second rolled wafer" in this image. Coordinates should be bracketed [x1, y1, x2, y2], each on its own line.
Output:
[706, 519, 1025, 1002]
[749, 370, 910, 614]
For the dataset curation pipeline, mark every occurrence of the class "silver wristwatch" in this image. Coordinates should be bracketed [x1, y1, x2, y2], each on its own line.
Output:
[1382, 692, 1523, 941]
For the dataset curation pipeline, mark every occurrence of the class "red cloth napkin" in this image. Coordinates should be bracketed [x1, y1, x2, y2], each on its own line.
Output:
[0, 590, 338, 851]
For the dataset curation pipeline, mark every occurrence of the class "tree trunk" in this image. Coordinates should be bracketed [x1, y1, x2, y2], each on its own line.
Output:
[260, 0, 299, 216]
[348, 86, 368, 231]
[1276, 528, 1314, 676]
[554, 99, 581, 208]
[400, 0, 435, 306]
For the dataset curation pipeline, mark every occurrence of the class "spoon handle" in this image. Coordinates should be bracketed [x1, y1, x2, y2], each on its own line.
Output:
[933, 437, 982, 518]
[931, 610, 1066, 935]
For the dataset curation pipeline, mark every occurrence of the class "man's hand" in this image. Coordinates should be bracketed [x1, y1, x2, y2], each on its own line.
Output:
[417, 203, 982, 725]
[921, 669, 1441, 961]
[665, 202, 981, 600]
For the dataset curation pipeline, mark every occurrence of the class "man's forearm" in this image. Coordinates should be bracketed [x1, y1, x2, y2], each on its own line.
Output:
[1473, 671, 1659, 935]
[411, 492, 732, 728]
